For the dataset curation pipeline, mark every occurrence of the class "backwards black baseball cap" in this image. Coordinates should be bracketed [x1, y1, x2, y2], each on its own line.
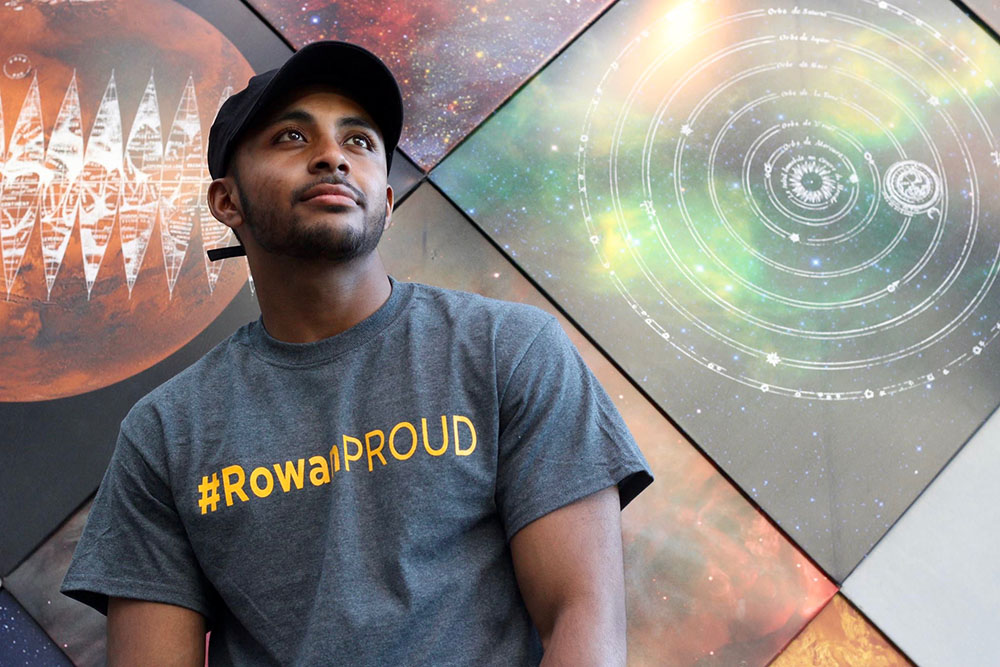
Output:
[206, 40, 404, 261]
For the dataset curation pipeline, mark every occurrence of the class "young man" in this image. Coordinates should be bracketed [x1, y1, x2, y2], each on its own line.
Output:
[62, 41, 652, 665]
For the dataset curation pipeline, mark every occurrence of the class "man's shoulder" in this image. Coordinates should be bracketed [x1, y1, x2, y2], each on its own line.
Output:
[124, 322, 252, 432]
[403, 280, 555, 334]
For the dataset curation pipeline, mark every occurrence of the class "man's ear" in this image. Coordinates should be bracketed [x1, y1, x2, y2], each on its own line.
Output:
[383, 184, 395, 231]
[207, 177, 244, 232]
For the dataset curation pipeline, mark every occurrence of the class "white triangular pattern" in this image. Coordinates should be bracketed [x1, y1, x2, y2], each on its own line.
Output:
[79, 71, 123, 298]
[0, 90, 6, 194]
[119, 71, 162, 296]
[159, 75, 201, 297]
[201, 84, 233, 293]
[39, 71, 84, 298]
[0, 74, 46, 296]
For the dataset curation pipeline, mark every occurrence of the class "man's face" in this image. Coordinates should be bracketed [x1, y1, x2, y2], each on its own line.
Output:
[228, 86, 393, 262]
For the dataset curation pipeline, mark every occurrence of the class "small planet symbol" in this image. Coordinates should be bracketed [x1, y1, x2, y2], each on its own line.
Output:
[3, 53, 31, 79]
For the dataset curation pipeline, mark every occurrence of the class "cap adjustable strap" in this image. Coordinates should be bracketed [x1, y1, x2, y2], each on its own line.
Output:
[206, 246, 247, 261]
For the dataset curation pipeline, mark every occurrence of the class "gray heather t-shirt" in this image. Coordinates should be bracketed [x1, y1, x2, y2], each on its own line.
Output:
[62, 279, 653, 666]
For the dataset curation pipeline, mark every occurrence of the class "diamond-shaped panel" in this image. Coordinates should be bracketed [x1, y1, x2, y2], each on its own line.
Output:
[0, 589, 72, 666]
[770, 594, 912, 666]
[842, 405, 1000, 666]
[4, 504, 105, 667]
[432, 0, 1000, 580]
[0, 0, 272, 575]
[247, 0, 616, 169]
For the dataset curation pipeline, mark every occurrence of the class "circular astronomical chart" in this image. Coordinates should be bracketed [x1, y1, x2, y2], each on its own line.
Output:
[578, 0, 1000, 401]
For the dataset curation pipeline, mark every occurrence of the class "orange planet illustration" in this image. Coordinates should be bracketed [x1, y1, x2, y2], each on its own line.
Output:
[0, 0, 255, 401]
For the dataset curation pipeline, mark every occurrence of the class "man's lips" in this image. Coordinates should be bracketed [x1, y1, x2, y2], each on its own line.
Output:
[298, 182, 362, 207]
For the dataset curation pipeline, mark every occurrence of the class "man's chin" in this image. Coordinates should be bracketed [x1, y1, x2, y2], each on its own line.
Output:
[246, 208, 387, 263]
[267, 228, 384, 263]
[317, 203, 357, 214]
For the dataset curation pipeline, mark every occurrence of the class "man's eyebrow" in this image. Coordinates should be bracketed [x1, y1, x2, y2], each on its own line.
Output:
[338, 115, 380, 141]
[269, 109, 315, 126]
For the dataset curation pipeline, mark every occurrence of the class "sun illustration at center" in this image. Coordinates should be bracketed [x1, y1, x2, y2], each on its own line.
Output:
[786, 157, 838, 208]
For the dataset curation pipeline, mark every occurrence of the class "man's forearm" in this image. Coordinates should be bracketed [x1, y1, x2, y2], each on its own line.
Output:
[539, 598, 627, 667]
[107, 598, 206, 667]
[509, 486, 628, 666]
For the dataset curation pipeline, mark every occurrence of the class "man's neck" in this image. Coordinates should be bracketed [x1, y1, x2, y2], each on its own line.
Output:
[250, 251, 392, 344]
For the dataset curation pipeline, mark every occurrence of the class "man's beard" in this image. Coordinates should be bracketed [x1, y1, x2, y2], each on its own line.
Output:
[237, 179, 386, 262]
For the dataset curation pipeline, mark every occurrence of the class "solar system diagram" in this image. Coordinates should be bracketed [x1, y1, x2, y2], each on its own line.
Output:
[577, 0, 1000, 403]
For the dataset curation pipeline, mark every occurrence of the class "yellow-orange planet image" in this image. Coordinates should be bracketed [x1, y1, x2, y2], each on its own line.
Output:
[0, 0, 255, 401]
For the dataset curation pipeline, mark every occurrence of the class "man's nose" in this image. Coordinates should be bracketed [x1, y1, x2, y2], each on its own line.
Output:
[308, 136, 349, 174]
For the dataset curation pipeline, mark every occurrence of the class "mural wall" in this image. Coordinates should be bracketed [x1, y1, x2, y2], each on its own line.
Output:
[2, 0, 998, 665]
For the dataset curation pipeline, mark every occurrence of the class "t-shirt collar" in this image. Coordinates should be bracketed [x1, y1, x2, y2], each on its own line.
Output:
[246, 276, 410, 366]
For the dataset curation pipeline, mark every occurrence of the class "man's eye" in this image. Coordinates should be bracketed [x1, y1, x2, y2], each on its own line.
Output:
[347, 134, 373, 150]
[276, 129, 306, 143]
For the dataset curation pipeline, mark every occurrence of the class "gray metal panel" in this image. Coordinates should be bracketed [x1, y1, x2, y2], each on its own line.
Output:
[842, 406, 1000, 667]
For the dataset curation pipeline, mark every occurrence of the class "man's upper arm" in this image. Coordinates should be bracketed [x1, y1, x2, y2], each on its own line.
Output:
[62, 413, 216, 619]
[107, 597, 206, 667]
[509, 485, 627, 665]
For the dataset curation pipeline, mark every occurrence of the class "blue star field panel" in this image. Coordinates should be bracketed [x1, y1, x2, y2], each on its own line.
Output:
[842, 404, 1000, 666]
[0, 589, 72, 666]
[4, 504, 106, 666]
[431, 0, 1000, 580]
[246, 0, 618, 170]
[0, 0, 285, 574]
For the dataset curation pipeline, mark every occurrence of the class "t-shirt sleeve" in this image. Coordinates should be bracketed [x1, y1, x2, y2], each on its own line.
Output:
[61, 413, 215, 619]
[495, 316, 654, 540]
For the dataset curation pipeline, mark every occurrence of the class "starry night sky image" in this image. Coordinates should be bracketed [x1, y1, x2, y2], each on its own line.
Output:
[247, 0, 614, 170]
[433, 0, 1000, 580]
[0, 590, 70, 666]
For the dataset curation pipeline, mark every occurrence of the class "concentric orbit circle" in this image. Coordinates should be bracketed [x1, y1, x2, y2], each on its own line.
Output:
[743, 119, 883, 246]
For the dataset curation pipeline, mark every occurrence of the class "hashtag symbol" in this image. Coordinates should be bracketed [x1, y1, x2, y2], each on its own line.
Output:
[198, 473, 220, 514]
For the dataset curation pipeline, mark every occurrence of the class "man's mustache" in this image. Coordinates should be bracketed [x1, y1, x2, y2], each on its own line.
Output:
[292, 177, 367, 208]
